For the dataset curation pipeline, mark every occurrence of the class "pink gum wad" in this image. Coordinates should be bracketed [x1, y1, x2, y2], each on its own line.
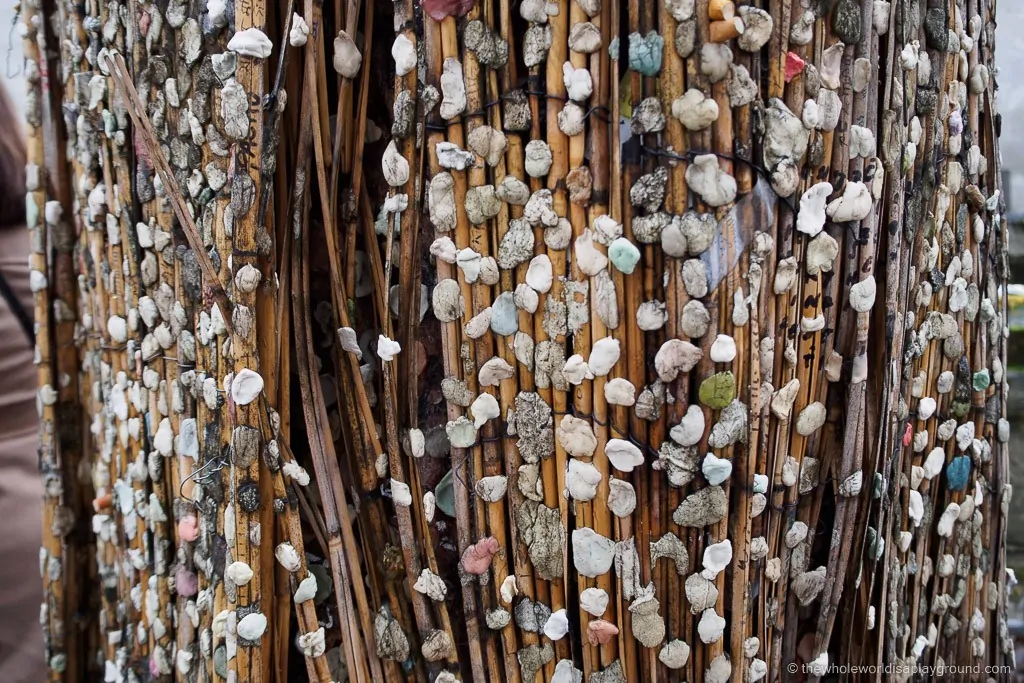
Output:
[461, 536, 500, 575]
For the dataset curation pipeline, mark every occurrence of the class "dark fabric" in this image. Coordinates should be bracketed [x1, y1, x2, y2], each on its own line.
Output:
[0, 265, 33, 346]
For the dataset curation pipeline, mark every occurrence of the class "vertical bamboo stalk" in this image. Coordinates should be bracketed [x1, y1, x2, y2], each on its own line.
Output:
[24, 2, 65, 678]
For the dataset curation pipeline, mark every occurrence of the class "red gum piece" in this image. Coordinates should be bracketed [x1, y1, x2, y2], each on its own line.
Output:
[178, 515, 199, 542]
[587, 620, 620, 645]
[785, 52, 806, 82]
[420, 0, 476, 21]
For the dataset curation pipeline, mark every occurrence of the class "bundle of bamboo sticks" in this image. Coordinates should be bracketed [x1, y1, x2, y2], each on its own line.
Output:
[23, 0, 1013, 681]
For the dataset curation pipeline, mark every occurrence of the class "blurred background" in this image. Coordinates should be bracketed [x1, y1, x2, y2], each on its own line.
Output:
[2, 2, 21, 115]
[995, 5, 1024, 676]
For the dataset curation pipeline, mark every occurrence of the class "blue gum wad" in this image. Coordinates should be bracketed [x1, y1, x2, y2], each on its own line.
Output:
[609, 237, 641, 274]
[946, 455, 971, 491]
[490, 291, 519, 336]
[435, 470, 455, 517]
[629, 31, 664, 77]
[26, 193, 38, 228]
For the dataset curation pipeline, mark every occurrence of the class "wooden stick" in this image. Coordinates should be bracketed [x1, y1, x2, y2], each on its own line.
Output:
[105, 53, 235, 332]
[23, 4, 66, 678]
[422, 13, 488, 683]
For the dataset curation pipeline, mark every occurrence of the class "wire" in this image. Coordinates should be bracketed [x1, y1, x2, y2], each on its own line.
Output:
[179, 456, 230, 508]
[6, 8, 21, 80]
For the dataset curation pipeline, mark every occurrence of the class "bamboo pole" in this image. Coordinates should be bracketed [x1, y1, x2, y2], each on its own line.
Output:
[24, 3, 65, 678]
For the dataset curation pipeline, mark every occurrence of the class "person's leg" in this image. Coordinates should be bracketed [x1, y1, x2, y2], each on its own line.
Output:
[0, 429, 46, 683]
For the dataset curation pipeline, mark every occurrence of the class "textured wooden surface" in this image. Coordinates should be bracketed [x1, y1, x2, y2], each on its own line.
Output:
[22, 1, 1018, 682]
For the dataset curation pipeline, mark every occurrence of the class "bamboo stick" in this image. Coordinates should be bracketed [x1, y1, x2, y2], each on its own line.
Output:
[24, 3, 65, 678]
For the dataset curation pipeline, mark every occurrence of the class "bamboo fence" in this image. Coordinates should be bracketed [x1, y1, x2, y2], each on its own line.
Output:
[22, 0, 1014, 681]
